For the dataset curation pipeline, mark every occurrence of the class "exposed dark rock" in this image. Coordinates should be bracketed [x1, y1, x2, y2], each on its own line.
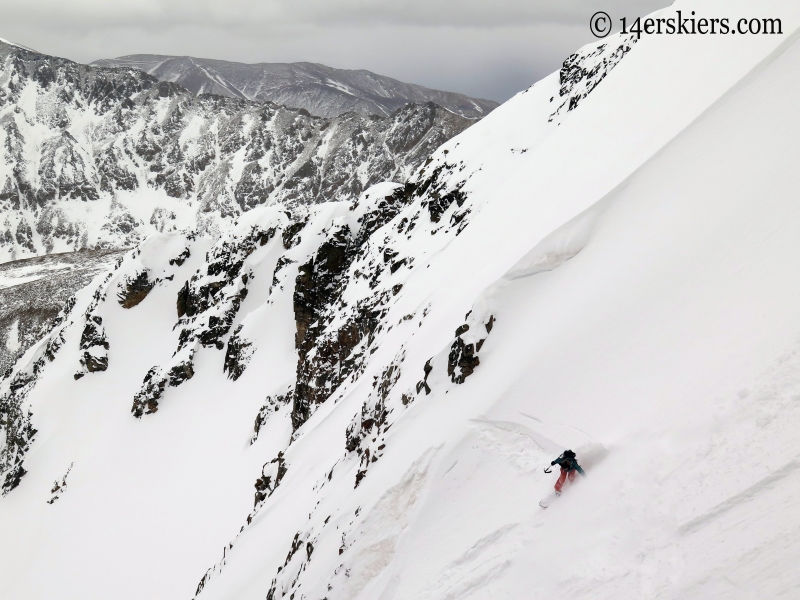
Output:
[254, 452, 287, 507]
[75, 315, 109, 377]
[416, 358, 433, 395]
[2, 461, 28, 495]
[194, 287, 248, 351]
[168, 247, 191, 266]
[131, 367, 167, 418]
[427, 186, 467, 224]
[549, 34, 638, 122]
[223, 325, 254, 381]
[447, 337, 480, 384]
[284, 533, 304, 567]
[176, 280, 190, 318]
[252, 387, 293, 443]
[387, 162, 472, 236]
[177, 227, 268, 344]
[46, 462, 73, 504]
[292, 304, 385, 430]
[390, 258, 407, 274]
[346, 356, 403, 487]
[270, 256, 296, 294]
[168, 360, 194, 387]
[117, 270, 158, 308]
[288, 185, 423, 431]
[353, 184, 416, 246]
[281, 218, 307, 249]
[73, 274, 118, 380]
[291, 226, 352, 429]
[446, 315, 494, 384]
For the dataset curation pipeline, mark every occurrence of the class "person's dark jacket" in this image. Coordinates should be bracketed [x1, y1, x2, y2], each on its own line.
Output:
[551, 453, 586, 476]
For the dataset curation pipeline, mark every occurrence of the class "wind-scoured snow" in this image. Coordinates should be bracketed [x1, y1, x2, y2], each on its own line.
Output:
[2, 1, 800, 599]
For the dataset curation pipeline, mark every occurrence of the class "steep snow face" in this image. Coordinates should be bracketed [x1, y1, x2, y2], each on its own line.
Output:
[90, 56, 499, 119]
[2, 1, 800, 598]
[0, 41, 475, 262]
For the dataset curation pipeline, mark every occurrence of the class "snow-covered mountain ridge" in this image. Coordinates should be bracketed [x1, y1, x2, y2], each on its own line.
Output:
[3, 1, 800, 598]
[90, 56, 499, 119]
[0, 39, 474, 262]
[0, 249, 125, 375]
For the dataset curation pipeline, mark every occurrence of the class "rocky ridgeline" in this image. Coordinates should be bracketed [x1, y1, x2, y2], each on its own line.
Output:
[92, 55, 499, 120]
[548, 34, 638, 123]
[0, 39, 476, 262]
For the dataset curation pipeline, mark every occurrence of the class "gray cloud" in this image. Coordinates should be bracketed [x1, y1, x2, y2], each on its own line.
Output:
[1, 0, 668, 101]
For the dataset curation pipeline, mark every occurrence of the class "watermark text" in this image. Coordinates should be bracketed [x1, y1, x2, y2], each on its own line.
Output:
[590, 11, 783, 39]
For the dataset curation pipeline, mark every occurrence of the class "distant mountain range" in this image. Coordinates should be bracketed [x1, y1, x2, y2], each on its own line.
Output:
[91, 55, 499, 119]
[0, 38, 477, 262]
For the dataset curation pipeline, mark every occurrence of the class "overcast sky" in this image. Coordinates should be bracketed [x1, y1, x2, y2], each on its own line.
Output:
[0, 0, 668, 102]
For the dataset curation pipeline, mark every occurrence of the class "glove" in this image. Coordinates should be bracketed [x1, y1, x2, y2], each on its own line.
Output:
[550, 460, 556, 466]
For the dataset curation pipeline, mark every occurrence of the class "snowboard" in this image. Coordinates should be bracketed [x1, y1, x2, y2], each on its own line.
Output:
[538, 491, 561, 509]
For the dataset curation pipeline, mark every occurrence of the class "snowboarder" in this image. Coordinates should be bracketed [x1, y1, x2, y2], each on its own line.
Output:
[548, 449, 585, 494]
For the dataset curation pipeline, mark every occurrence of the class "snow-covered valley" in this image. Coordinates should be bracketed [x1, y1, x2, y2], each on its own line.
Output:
[2, 0, 800, 598]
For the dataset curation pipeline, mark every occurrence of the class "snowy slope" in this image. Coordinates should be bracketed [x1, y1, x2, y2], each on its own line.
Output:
[2, 1, 800, 598]
[0, 41, 475, 262]
[90, 57, 499, 119]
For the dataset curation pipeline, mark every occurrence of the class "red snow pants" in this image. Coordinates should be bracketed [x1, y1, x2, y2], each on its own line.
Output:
[554, 468, 576, 492]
